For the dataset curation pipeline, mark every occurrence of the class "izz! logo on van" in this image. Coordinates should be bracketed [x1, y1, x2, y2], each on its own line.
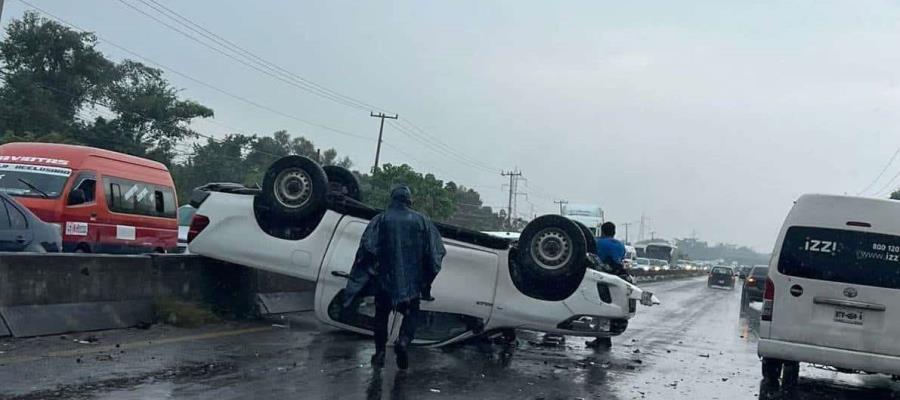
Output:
[0, 156, 69, 166]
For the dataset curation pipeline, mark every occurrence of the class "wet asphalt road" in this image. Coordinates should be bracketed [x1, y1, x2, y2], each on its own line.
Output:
[2, 277, 900, 399]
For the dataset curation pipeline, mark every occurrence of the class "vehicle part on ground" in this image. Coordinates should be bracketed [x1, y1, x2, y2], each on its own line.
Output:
[323, 165, 362, 202]
[514, 215, 588, 301]
[260, 156, 328, 221]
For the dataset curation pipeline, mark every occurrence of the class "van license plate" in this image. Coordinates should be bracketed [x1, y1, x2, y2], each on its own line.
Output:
[834, 308, 864, 325]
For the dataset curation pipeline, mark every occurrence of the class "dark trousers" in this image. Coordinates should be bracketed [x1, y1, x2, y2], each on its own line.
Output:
[373, 292, 420, 352]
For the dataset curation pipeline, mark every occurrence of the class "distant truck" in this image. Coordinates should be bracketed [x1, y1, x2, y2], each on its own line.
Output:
[561, 203, 604, 236]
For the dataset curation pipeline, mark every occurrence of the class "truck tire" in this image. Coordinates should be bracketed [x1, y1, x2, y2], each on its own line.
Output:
[572, 220, 597, 252]
[782, 361, 800, 386]
[323, 165, 362, 201]
[513, 215, 588, 301]
[761, 357, 783, 383]
[260, 156, 328, 220]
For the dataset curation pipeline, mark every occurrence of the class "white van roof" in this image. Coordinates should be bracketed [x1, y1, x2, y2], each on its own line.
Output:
[784, 194, 900, 235]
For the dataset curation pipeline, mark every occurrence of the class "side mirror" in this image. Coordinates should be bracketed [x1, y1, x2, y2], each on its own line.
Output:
[68, 189, 86, 206]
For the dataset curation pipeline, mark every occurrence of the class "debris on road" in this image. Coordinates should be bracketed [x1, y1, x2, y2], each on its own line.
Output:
[699, 354, 710, 358]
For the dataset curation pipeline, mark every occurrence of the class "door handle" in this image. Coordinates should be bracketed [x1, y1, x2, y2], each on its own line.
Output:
[331, 271, 351, 279]
[15, 235, 26, 244]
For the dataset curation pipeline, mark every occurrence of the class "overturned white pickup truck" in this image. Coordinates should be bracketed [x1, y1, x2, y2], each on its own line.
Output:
[187, 156, 659, 347]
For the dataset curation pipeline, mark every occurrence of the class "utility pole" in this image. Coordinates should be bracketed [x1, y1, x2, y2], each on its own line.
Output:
[553, 199, 568, 214]
[369, 112, 398, 171]
[0, 0, 5, 26]
[501, 170, 523, 229]
[622, 222, 633, 244]
[638, 214, 646, 242]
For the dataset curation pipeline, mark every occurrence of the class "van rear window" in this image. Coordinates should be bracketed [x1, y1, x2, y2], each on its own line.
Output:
[778, 226, 900, 289]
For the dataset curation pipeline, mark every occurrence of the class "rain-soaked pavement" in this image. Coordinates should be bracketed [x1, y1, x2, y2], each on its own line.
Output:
[2, 277, 900, 399]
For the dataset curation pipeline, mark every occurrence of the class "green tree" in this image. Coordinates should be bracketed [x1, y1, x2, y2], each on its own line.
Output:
[171, 134, 253, 203]
[890, 189, 900, 200]
[0, 12, 114, 138]
[91, 60, 213, 164]
[0, 13, 212, 166]
[444, 182, 504, 231]
[362, 164, 454, 220]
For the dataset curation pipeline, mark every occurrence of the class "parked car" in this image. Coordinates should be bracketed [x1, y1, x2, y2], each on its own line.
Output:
[0, 143, 179, 254]
[649, 258, 669, 271]
[741, 266, 769, 306]
[188, 156, 660, 347]
[633, 257, 652, 271]
[0, 192, 62, 252]
[707, 266, 735, 289]
[759, 194, 900, 386]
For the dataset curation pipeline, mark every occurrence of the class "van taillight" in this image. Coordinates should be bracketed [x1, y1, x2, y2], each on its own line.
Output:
[187, 215, 210, 243]
[761, 278, 775, 321]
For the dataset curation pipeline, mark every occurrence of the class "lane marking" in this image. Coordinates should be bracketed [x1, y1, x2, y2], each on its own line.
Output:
[0, 326, 272, 365]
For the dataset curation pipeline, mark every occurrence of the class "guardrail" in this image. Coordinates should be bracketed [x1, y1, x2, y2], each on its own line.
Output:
[629, 269, 708, 283]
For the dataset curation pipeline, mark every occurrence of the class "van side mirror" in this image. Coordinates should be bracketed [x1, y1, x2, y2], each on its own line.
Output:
[68, 189, 87, 206]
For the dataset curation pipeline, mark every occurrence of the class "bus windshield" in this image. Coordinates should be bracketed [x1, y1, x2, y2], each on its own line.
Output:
[0, 163, 71, 198]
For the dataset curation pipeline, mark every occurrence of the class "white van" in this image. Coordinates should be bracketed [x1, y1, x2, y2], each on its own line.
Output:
[758, 194, 900, 385]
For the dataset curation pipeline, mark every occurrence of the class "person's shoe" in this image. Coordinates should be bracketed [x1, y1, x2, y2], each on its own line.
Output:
[395, 344, 409, 370]
[371, 350, 386, 368]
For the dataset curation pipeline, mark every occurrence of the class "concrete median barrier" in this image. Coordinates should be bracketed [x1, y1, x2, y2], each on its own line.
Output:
[0, 253, 314, 338]
[630, 269, 708, 283]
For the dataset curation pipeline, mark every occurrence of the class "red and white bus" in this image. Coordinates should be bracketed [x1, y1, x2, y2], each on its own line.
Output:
[0, 143, 178, 253]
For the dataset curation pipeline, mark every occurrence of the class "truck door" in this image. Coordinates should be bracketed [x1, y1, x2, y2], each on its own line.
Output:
[317, 216, 501, 345]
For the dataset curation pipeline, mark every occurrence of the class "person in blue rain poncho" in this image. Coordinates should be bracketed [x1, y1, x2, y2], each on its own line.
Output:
[342, 185, 446, 370]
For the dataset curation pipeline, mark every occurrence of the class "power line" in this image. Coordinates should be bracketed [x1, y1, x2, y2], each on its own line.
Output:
[14, 0, 373, 144]
[387, 121, 499, 174]
[874, 168, 900, 198]
[0, 68, 285, 160]
[116, 0, 517, 182]
[121, 0, 393, 115]
[396, 118, 502, 173]
[858, 146, 900, 196]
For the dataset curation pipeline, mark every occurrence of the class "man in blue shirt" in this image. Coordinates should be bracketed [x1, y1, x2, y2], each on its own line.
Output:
[587, 222, 629, 350]
[595, 222, 629, 279]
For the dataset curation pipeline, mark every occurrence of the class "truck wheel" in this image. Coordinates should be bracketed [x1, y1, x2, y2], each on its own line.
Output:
[323, 165, 362, 201]
[260, 156, 328, 220]
[782, 361, 799, 386]
[513, 215, 588, 301]
[571, 220, 598, 251]
[761, 358, 783, 383]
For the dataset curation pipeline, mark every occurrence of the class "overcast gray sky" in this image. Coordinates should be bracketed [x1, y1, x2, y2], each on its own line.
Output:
[4, 0, 900, 251]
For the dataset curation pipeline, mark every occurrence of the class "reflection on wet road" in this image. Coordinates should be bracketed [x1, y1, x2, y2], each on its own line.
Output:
[2, 277, 899, 399]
